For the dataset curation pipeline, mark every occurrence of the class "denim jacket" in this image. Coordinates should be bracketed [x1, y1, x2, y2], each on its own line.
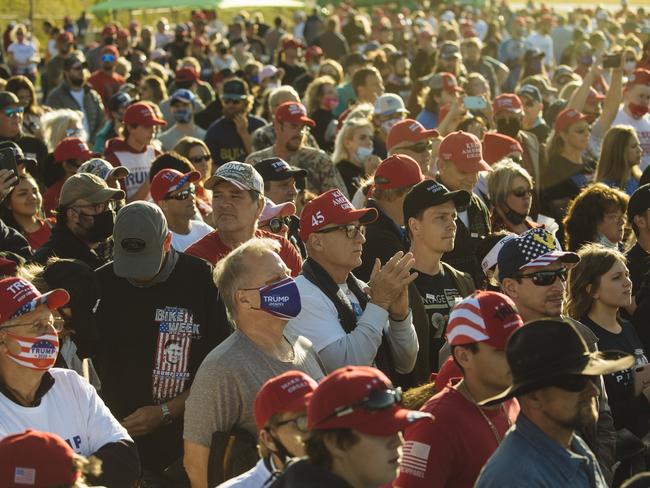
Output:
[475, 414, 608, 488]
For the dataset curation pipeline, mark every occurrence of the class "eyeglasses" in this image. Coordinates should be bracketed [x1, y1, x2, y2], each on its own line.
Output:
[1, 316, 65, 335]
[510, 188, 533, 198]
[3, 107, 24, 117]
[263, 216, 290, 233]
[164, 185, 195, 201]
[402, 142, 433, 153]
[274, 414, 308, 432]
[516, 267, 567, 286]
[73, 201, 111, 214]
[223, 98, 244, 105]
[546, 375, 594, 392]
[316, 223, 365, 239]
[189, 154, 211, 165]
[318, 387, 403, 425]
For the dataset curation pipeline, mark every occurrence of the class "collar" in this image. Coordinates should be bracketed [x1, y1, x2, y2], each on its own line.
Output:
[515, 414, 596, 481]
[0, 371, 55, 407]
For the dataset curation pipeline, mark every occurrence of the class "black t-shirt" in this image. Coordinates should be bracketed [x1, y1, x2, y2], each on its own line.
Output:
[581, 316, 650, 437]
[542, 154, 591, 202]
[372, 133, 387, 160]
[626, 242, 650, 298]
[527, 123, 551, 145]
[278, 61, 307, 87]
[311, 108, 334, 153]
[413, 267, 462, 371]
[336, 159, 366, 198]
[204, 115, 266, 167]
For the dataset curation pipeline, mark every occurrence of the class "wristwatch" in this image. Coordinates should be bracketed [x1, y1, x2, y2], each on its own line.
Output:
[160, 403, 173, 425]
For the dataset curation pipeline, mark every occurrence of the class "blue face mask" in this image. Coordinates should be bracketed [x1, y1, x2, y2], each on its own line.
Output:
[355, 146, 373, 162]
[249, 277, 302, 320]
[173, 107, 192, 124]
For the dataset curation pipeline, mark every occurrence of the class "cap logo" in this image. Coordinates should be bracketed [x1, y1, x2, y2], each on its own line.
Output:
[462, 142, 481, 160]
[281, 377, 310, 393]
[493, 301, 518, 322]
[426, 183, 445, 195]
[330, 189, 351, 210]
[121, 238, 146, 252]
[288, 104, 306, 116]
[272, 160, 290, 172]
[532, 230, 556, 250]
[409, 122, 422, 133]
[14, 467, 36, 485]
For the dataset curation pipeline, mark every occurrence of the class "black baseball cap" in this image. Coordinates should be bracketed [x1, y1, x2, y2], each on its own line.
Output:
[63, 52, 87, 71]
[0, 92, 19, 110]
[439, 41, 461, 60]
[517, 84, 542, 104]
[343, 53, 368, 71]
[222, 78, 249, 100]
[255, 158, 307, 182]
[403, 180, 470, 226]
[107, 92, 132, 112]
[628, 184, 650, 221]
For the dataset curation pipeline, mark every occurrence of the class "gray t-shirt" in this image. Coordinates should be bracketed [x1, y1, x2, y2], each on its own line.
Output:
[184, 330, 324, 447]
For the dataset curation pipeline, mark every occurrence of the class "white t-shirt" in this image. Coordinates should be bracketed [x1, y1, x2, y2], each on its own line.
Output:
[0, 368, 131, 456]
[69, 88, 90, 137]
[611, 107, 650, 171]
[113, 146, 158, 199]
[171, 220, 214, 251]
[8, 42, 37, 66]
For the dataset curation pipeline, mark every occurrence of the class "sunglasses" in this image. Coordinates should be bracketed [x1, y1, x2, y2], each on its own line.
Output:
[516, 267, 567, 286]
[510, 188, 533, 198]
[263, 216, 290, 233]
[319, 387, 403, 424]
[403, 142, 433, 153]
[189, 154, 211, 165]
[316, 223, 365, 239]
[101, 54, 116, 62]
[223, 98, 244, 105]
[546, 375, 594, 392]
[4, 107, 24, 117]
[164, 185, 195, 201]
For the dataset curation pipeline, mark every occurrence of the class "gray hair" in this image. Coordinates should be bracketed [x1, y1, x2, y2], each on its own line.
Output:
[269, 85, 300, 112]
[213, 238, 281, 324]
[487, 159, 534, 209]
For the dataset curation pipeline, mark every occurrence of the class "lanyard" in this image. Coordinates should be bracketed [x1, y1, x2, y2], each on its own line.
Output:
[457, 381, 512, 445]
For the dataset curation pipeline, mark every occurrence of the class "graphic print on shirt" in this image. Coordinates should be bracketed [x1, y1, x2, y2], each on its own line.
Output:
[152, 306, 201, 403]
[422, 288, 462, 338]
[400, 440, 430, 479]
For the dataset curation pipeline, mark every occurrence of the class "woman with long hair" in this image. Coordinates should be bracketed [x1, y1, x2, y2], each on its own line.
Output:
[5, 75, 49, 139]
[0, 173, 53, 250]
[138, 75, 168, 105]
[41, 109, 87, 152]
[172, 136, 213, 217]
[595, 125, 643, 195]
[332, 117, 376, 198]
[563, 183, 628, 252]
[567, 244, 650, 443]
[304, 75, 338, 152]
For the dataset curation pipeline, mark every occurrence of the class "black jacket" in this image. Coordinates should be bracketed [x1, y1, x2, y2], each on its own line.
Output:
[356, 200, 407, 283]
[32, 221, 106, 269]
[0, 218, 31, 258]
[270, 459, 353, 488]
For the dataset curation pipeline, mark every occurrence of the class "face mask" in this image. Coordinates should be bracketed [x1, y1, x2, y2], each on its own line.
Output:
[629, 103, 649, 119]
[598, 234, 617, 249]
[503, 204, 527, 225]
[309, 63, 320, 74]
[252, 277, 301, 320]
[381, 118, 400, 135]
[355, 146, 374, 162]
[624, 61, 637, 73]
[4, 332, 59, 370]
[496, 119, 521, 138]
[173, 107, 192, 124]
[323, 95, 339, 111]
[80, 209, 115, 243]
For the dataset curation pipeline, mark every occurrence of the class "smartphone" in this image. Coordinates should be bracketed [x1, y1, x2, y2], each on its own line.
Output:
[464, 96, 487, 111]
[0, 147, 18, 175]
[603, 53, 622, 69]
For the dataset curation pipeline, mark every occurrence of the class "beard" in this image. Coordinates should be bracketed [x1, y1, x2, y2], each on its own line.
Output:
[560, 397, 598, 432]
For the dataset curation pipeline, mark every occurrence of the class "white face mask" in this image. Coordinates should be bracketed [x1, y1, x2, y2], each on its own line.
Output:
[624, 61, 637, 74]
[381, 118, 401, 135]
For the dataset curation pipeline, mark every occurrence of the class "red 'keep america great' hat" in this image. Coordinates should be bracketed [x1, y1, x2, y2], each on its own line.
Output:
[438, 131, 491, 172]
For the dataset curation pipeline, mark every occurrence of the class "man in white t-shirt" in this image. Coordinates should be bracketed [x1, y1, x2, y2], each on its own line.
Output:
[611, 68, 650, 171]
[151, 168, 213, 251]
[0, 276, 140, 486]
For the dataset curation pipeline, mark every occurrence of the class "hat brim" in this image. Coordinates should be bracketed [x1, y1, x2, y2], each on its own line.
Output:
[520, 250, 580, 270]
[107, 166, 130, 179]
[222, 93, 249, 100]
[338, 207, 379, 226]
[113, 245, 165, 280]
[317, 405, 433, 436]
[260, 201, 297, 222]
[138, 118, 167, 127]
[204, 175, 255, 192]
[83, 187, 126, 204]
[266, 168, 308, 181]
[480, 350, 634, 406]
[12, 288, 71, 321]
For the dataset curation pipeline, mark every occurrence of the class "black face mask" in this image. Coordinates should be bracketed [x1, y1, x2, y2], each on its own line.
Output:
[496, 118, 521, 138]
[503, 204, 527, 225]
[81, 209, 115, 243]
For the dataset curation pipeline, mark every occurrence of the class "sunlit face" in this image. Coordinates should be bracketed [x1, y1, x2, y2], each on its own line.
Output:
[159, 181, 196, 223]
[187, 145, 212, 182]
[266, 177, 298, 205]
[590, 259, 632, 310]
[438, 159, 478, 192]
[562, 121, 590, 152]
[212, 182, 262, 232]
[531, 379, 599, 433]
[308, 220, 366, 272]
[409, 201, 457, 253]
[340, 431, 404, 487]
[596, 207, 626, 244]
[502, 261, 566, 321]
[344, 126, 373, 163]
[625, 134, 643, 167]
[504, 175, 532, 216]
[625, 84, 650, 112]
[7, 177, 41, 218]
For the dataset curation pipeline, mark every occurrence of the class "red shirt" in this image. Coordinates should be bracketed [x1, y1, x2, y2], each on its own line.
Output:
[394, 385, 519, 488]
[185, 229, 303, 276]
[42, 178, 65, 217]
[87, 70, 126, 107]
[24, 218, 53, 250]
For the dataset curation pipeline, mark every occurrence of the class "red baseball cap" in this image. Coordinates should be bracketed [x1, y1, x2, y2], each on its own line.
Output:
[554, 107, 587, 132]
[53, 137, 97, 163]
[307, 366, 432, 435]
[56, 31, 74, 44]
[493, 94, 523, 115]
[627, 68, 650, 88]
[374, 154, 424, 190]
[254, 371, 318, 431]
[430, 72, 464, 93]
[0, 430, 79, 487]
[386, 119, 439, 151]
[123, 102, 167, 127]
[438, 131, 491, 172]
[116, 28, 130, 39]
[446, 291, 523, 350]
[275, 101, 315, 127]
[586, 87, 606, 105]
[482, 132, 523, 165]
[175, 67, 200, 83]
[150, 169, 201, 203]
[101, 25, 117, 38]
[100, 45, 119, 58]
[282, 38, 303, 50]
[0, 277, 69, 326]
[305, 45, 323, 61]
[299, 189, 378, 241]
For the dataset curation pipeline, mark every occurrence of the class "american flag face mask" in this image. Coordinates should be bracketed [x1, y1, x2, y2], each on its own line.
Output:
[3, 332, 59, 370]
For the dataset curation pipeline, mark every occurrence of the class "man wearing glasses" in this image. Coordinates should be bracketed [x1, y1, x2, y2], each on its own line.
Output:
[87, 45, 126, 108]
[0, 91, 48, 170]
[286, 188, 419, 379]
[0, 276, 140, 487]
[151, 168, 213, 252]
[204, 78, 265, 167]
[386, 119, 440, 176]
[33, 172, 124, 269]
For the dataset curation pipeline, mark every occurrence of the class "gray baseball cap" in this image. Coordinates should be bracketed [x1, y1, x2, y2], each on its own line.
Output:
[204, 161, 264, 193]
[113, 202, 169, 280]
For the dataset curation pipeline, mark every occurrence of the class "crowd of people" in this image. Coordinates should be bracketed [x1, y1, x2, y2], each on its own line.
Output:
[1, 1, 650, 487]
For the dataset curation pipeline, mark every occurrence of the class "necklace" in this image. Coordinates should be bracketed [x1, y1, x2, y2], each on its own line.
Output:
[457, 381, 512, 446]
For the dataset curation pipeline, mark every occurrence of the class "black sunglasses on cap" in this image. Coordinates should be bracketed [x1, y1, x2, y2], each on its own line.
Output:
[263, 216, 290, 233]
[515, 267, 567, 287]
[319, 387, 403, 424]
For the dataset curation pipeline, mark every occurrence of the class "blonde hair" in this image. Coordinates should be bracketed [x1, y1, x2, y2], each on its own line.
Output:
[304, 76, 337, 115]
[41, 109, 85, 151]
[487, 159, 534, 209]
[595, 125, 637, 189]
[332, 116, 373, 164]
